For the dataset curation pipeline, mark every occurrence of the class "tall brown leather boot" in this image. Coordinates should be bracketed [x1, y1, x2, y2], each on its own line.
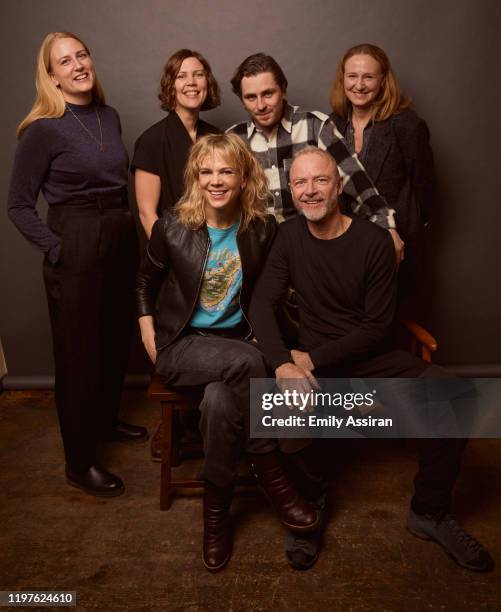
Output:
[203, 482, 233, 572]
[250, 451, 320, 532]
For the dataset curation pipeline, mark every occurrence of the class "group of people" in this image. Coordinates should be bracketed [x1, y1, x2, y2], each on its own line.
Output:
[8, 32, 493, 574]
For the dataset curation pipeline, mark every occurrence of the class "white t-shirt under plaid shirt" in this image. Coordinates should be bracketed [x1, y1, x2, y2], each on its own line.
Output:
[228, 102, 395, 228]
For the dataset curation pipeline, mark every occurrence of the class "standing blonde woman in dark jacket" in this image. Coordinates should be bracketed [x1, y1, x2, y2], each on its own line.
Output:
[330, 43, 434, 317]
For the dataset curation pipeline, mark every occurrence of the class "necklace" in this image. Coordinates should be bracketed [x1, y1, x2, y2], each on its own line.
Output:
[66, 104, 107, 152]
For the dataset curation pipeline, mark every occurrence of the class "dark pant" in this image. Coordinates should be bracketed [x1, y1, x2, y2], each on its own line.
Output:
[315, 349, 467, 515]
[43, 194, 138, 472]
[156, 332, 276, 487]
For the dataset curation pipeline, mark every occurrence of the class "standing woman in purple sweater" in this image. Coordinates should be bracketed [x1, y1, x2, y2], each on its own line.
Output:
[8, 32, 146, 497]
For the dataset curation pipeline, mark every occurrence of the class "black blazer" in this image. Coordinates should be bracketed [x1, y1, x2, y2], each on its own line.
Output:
[331, 109, 434, 248]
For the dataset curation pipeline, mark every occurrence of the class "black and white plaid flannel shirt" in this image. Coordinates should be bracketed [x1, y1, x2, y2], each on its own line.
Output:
[228, 102, 395, 228]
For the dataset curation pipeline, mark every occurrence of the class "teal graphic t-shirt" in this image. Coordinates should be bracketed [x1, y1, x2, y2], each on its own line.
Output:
[190, 222, 243, 328]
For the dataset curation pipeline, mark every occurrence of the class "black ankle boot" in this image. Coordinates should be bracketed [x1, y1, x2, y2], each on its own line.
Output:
[106, 420, 148, 443]
[65, 464, 124, 497]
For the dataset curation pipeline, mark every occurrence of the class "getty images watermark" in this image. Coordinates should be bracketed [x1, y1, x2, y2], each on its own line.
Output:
[250, 378, 501, 438]
[260, 388, 389, 429]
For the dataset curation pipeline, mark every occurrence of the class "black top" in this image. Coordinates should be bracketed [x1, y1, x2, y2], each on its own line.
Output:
[131, 111, 220, 214]
[342, 113, 374, 165]
[249, 215, 397, 370]
[7, 103, 128, 262]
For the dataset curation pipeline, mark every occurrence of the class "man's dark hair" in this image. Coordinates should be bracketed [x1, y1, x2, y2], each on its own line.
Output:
[230, 53, 288, 98]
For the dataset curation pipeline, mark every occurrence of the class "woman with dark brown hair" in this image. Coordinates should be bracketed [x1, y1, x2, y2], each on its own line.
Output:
[132, 48, 221, 238]
[330, 43, 434, 316]
[132, 49, 221, 460]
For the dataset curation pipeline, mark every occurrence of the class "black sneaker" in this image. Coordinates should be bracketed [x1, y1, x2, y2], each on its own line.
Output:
[406, 509, 494, 572]
[286, 495, 326, 570]
[106, 421, 148, 443]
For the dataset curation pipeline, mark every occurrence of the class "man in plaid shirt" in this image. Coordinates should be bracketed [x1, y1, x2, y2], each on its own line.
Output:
[227, 52, 404, 260]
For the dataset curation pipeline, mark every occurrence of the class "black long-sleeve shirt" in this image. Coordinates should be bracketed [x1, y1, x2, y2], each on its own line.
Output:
[249, 215, 397, 371]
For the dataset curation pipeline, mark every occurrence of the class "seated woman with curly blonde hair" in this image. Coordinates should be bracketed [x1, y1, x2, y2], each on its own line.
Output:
[136, 133, 320, 572]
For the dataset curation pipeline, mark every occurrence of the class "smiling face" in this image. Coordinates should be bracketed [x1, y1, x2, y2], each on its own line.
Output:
[174, 56, 208, 114]
[343, 53, 384, 112]
[199, 152, 245, 220]
[49, 37, 95, 104]
[290, 151, 343, 223]
[240, 71, 285, 135]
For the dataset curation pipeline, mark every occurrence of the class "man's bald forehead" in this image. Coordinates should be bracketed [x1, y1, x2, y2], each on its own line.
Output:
[290, 147, 339, 178]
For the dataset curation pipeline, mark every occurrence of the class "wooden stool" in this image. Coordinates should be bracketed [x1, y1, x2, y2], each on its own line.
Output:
[148, 376, 204, 510]
[148, 376, 255, 510]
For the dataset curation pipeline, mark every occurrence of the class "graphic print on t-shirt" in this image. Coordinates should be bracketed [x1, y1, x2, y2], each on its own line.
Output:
[199, 247, 241, 312]
[190, 222, 243, 329]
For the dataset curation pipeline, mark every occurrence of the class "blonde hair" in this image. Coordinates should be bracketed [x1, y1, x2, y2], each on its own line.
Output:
[17, 32, 105, 138]
[176, 133, 269, 231]
[330, 43, 411, 121]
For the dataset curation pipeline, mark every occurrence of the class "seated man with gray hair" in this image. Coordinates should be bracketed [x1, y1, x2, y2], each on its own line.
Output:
[249, 146, 493, 573]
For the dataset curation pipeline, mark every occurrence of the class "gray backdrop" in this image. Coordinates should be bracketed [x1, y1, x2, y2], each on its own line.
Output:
[1, 0, 500, 383]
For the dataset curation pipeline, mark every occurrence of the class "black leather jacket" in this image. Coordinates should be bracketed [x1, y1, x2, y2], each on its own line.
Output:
[136, 211, 277, 351]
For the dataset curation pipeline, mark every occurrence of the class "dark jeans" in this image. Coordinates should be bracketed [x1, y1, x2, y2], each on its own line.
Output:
[314, 349, 467, 515]
[156, 332, 276, 487]
[43, 195, 138, 472]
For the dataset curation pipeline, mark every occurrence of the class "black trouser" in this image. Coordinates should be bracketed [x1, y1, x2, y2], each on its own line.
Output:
[397, 240, 426, 320]
[312, 349, 467, 515]
[156, 331, 276, 488]
[43, 192, 138, 472]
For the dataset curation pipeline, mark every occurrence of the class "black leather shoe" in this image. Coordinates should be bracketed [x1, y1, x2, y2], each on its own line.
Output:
[106, 421, 148, 443]
[65, 464, 125, 497]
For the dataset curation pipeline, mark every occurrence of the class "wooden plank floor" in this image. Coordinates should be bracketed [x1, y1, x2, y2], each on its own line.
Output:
[1, 390, 500, 611]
